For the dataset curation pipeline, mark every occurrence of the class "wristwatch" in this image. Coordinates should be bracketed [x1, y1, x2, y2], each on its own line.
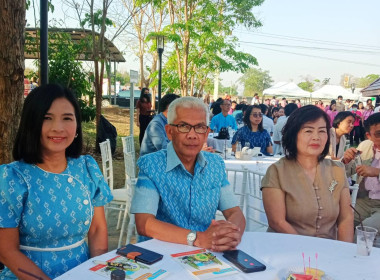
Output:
[187, 230, 197, 246]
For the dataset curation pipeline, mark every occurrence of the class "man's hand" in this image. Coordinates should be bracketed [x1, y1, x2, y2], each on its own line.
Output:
[196, 220, 242, 252]
[356, 165, 380, 177]
[342, 147, 358, 164]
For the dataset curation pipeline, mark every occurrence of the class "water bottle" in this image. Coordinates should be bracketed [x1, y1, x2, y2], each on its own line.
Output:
[111, 269, 125, 280]
[235, 141, 242, 159]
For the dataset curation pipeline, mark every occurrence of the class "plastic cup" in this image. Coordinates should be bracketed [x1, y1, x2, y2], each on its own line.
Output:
[356, 226, 378, 256]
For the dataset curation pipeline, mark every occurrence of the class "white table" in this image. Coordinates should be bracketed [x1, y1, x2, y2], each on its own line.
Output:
[207, 135, 232, 152]
[224, 156, 280, 174]
[56, 232, 380, 280]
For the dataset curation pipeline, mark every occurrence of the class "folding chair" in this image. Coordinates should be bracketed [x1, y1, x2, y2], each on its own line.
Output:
[121, 136, 135, 154]
[245, 170, 268, 232]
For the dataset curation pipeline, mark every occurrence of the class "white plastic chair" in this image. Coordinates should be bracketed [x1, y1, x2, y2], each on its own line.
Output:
[121, 136, 135, 154]
[215, 167, 249, 221]
[245, 170, 268, 232]
[350, 183, 359, 208]
[99, 139, 131, 247]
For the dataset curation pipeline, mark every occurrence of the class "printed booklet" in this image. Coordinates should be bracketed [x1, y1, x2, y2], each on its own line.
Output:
[171, 248, 238, 279]
[89, 255, 168, 279]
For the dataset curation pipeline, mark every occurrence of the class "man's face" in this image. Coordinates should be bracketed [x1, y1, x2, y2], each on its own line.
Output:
[165, 107, 210, 161]
[366, 124, 380, 148]
[220, 100, 231, 113]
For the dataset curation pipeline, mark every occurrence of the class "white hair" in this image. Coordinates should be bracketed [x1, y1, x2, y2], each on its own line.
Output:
[167, 96, 210, 125]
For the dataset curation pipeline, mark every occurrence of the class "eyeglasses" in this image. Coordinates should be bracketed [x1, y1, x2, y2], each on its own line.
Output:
[250, 113, 263, 118]
[170, 123, 209, 134]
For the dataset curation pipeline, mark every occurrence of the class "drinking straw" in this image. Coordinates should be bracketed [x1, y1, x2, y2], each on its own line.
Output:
[302, 252, 306, 275]
[350, 205, 369, 255]
[315, 253, 318, 279]
[18, 268, 43, 280]
[308, 256, 310, 275]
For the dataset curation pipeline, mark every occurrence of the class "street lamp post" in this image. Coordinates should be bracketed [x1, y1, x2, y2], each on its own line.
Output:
[156, 36, 165, 113]
[351, 83, 356, 94]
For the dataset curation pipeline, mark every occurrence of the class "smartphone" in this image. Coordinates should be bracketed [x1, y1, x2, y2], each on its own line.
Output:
[223, 249, 266, 273]
[116, 244, 163, 265]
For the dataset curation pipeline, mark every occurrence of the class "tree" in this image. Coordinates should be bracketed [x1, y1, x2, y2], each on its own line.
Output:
[357, 74, 380, 88]
[160, 0, 263, 96]
[298, 81, 314, 92]
[239, 68, 273, 97]
[0, 0, 25, 164]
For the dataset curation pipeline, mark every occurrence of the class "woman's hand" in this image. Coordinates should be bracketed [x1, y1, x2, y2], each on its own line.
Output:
[356, 165, 380, 177]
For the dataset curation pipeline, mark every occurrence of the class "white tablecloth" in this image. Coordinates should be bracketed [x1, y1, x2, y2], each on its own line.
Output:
[207, 135, 232, 152]
[56, 232, 380, 280]
[224, 156, 280, 174]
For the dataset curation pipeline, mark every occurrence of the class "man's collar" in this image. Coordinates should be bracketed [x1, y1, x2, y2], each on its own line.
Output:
[165, 142, 206, 172]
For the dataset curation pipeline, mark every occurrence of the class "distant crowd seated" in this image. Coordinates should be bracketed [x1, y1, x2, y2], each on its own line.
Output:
[231, 105, 273, 156]
[210, 99, 237, 132]
[262, 105, 354, 242]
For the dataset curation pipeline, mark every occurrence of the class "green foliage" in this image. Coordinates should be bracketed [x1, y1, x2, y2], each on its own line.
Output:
[298, 81, 314, 92]
[357, 74, 380, 88]
[81, 10, 114, 31]
[239, 68, 273, 97]
[47, 32, 96, 122]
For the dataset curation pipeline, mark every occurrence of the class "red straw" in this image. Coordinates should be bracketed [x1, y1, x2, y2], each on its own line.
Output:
[308, 256, 311, 275]
[315, 253, 318, 279]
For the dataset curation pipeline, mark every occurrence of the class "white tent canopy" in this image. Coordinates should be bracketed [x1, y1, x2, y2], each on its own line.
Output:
[311, 85, 360, 100]
[263, 82, 311, 98]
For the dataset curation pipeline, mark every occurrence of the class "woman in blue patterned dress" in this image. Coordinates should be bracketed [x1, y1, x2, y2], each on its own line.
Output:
[0, 84, 113, 279]
[231, 105, 273, 155]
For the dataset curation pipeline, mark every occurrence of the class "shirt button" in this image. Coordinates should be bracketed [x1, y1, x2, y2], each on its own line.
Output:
[314, 187, 319, 190]
[317, 225, 321, 229]
[319, 206, 323, 210]
[84, 220, 90, 225]
[83, 199, 89, 205]
[318, 216, 322, 219]
[68, 177, 73, 183]
[317, 196, 321, 200]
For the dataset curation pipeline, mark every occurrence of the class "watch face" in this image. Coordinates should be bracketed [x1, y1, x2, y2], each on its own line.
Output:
[188, 232, 196, 241]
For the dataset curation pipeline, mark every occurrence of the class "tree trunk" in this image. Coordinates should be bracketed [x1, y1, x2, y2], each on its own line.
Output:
[0, 0, 25, 164]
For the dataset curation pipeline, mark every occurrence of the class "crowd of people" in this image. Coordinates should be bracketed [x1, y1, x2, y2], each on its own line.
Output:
[1, 86, 380, 278]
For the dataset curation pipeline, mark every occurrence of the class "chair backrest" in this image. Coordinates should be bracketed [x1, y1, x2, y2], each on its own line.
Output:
[121, 136, 135, 154]
[99, 139, 114, 190]
[225, 167, 249, 212]
[123, 151, 136, 180]
[350, 183, 359, 208]
[245, 170, 268, 232]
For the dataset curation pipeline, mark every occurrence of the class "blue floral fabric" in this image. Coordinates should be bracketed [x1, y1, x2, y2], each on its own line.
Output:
[140, 113, 169, 157]
[131, 142, 237, 242]
[0, 155, 113, 279]
[231, 125, 272, 155]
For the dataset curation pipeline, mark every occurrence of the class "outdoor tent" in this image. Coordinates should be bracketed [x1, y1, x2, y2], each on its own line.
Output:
[263, 82, 311, 98]
[311, 85, 359, 100]
[361, 78, 380, 97]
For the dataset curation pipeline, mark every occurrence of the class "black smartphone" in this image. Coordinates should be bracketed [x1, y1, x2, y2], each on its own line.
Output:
[116, 244, 163, 265]
[223, 249, 266, 273]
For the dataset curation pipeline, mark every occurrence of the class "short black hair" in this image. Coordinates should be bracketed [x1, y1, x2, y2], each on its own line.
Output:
[364, 112, 380, 132]
[243, 105, 264, 132]
[333, 111, 355, 128]
[282, 105, 330, 161]
[338, 95, 343, 99]
[284, 103, 298, 117]
[259, 104, 268, 114]
[159, 93, 180, 112]
[351, 103, 358, 108]
[330, 99, 336, 106]
[13, 84, 83, 163]
[139, 93, 151, 103]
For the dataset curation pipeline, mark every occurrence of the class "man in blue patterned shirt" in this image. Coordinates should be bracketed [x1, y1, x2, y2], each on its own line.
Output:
[140, 94, 179, 156]
[131, 97, 245, 251]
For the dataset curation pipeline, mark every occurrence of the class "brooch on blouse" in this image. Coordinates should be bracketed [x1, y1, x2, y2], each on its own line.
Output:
[329, 179, 338, 193]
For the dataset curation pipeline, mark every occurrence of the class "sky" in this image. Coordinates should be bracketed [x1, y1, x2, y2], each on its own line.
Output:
[26, 0, 380, 89]
[223, 0, 380, 87]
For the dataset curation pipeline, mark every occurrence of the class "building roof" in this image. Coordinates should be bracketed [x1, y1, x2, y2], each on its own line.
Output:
[361, 78, 380, 97]
[25, 28, 125, 62]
